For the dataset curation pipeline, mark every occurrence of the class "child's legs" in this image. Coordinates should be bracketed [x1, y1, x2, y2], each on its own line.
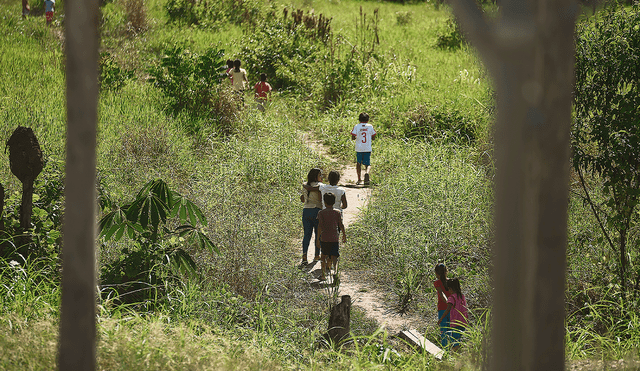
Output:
[438, 309, 450, 348]
[360, 152, 371, 173]
[302, 208, 319, 257]
[450, 325, 464, 349]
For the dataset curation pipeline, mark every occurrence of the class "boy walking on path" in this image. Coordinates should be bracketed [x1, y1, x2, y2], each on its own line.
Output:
[317, 193, 346, 281]
[351, 112, 376, 185]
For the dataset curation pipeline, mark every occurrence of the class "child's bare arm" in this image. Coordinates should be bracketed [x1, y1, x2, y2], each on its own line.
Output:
[341, 194, 347, 209]
[436, 285, 448, 304]
[302, 183, 320, 191]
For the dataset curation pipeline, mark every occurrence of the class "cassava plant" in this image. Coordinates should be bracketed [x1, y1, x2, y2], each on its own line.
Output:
[99, 179, 217, 304]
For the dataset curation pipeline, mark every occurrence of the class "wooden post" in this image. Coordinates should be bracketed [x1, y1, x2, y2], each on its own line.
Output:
[325, 295, 352, 344]
[58, 0, 99, 367]
[446, 0, 578, 369]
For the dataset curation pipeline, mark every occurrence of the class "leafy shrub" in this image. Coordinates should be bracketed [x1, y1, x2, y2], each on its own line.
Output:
[1, 158, 64, 262]
[402, 104, 477, 143]
[165, 0, 264, 27]
[436, 16, 466, 49]
[148, 46, 242, 134]
[395, 11, 413, 26]
[99, 52, 134, 92]
[99, 179, 217, 305]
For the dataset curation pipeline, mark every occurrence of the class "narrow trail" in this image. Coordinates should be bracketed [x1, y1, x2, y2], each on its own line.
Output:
[302, 133, 428, 335]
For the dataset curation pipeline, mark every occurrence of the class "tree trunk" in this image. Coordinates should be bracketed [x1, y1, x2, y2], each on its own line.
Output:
[58, 0, 99, 367]
[447, 1, 578, 369]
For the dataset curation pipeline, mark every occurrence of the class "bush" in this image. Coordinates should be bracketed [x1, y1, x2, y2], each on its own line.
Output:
[165, 0, 264, 27]
[148, 46, 242, 134]
[402, 104, 478, 144]
[99, 52, 134, 92]
[436, 16, 466, 49]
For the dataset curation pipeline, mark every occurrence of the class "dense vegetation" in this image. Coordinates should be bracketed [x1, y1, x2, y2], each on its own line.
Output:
[0, 0, 639, 368]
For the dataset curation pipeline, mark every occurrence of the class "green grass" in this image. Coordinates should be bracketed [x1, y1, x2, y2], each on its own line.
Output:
[1, 0, 639, 368]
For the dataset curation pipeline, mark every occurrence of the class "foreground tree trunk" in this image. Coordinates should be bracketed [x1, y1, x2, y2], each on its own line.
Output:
[447, 1, 578, 369]
[58, 0, 99, 367]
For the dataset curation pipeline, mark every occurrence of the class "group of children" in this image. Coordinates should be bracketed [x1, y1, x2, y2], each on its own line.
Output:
[434, 263, 469, 352]
[300, 169, 347, 281]
[224, 59, 272, 111]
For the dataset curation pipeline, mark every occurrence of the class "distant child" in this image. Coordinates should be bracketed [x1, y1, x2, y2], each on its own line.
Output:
[253, 73, 272, 111]
[44, 0, 54, 25]
[350, 112, 376, 185]
[438, 278, 468, 352]
[230, 59, 248, 92]
[434, 263, 451, 348]
[22, 0, 30, 18]
[317, 192, 346, 281]
[225, 59, 234, 85]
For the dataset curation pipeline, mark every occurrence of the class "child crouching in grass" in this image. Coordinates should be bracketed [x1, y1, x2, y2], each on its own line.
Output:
[317, 193, 346, 281]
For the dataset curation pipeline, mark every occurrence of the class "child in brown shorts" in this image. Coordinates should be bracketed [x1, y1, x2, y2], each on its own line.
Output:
[317, 192, 346, 281]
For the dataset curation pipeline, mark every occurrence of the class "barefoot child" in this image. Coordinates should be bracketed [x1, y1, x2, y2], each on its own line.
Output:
[317, 193, 346, 281]
[438, 277, 468, 352]
[300, 168, 324, 265]
[434, 263, 451, 348]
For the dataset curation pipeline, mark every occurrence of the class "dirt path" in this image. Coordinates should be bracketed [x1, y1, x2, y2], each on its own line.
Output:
[302, 134, 428, 335]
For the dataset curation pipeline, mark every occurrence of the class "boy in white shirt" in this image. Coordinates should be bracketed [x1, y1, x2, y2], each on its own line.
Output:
[350, 112, 376, 185]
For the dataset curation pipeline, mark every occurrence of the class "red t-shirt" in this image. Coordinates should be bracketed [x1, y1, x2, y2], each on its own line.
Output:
[434, 280, 451, 311]
[254, 81, 272, 99]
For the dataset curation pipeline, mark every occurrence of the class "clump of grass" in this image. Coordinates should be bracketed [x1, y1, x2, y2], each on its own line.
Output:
[124, 0, 147, 32]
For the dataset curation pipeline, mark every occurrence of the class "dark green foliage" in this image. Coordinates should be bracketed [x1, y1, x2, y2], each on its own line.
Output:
[573, 5, 640, 294]
[99, 52, 134, 92]
[99, 179, 217, 304]
[402, 104, 477, 143]
[0, 159, 64, 262]
[239, 11, 327, 91]
[165, 0, 263, 27]
[436, 16, 466, 50]
[148, 46, 242, 134]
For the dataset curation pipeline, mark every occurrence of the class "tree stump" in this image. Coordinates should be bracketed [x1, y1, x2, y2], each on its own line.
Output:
[6, 126, 43, 231]
[324, 295, 351, 345]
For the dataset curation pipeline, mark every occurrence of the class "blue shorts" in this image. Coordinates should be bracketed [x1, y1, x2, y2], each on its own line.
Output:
[320, 241, 340, 257]
[356, 152, 371, 166]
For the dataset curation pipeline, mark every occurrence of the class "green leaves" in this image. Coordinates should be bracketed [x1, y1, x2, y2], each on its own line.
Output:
[98, 179, 218, 292]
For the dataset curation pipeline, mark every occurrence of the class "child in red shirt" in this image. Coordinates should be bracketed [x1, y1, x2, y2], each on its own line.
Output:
[434, 263, 451, 348]
[253, 73, 272, 111]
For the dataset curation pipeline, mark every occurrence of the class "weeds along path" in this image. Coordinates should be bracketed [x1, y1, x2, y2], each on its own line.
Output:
[302, 133, 429, 335]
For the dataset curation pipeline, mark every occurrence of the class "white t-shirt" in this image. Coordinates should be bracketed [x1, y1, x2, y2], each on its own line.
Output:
[351, 122, 376, 152]
[231, 68, 247, 91]
[319, 184, 346, 211]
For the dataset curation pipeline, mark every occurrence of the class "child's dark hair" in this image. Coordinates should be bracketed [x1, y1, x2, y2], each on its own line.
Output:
[260, 73, 267, 81]
[307, 168, 322, 185]
[359, 112, 369, 123]
[233, 59, 241, 72]
[323, 192, 336, 206]
[447, 278, 462, 296]
[435, 263, 448, 291]
[328, 170, 340, 185]
[227, 59, 234, 69]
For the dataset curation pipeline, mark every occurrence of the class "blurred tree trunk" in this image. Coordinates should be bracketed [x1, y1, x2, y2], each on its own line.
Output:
[58, 0, 99, 368]
[446, 0, 578, 369]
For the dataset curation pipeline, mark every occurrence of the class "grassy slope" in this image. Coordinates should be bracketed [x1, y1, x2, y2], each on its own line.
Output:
[1, 0, 638, 368]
